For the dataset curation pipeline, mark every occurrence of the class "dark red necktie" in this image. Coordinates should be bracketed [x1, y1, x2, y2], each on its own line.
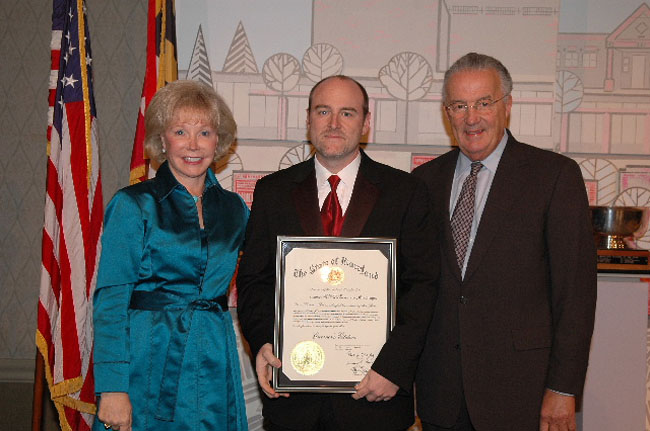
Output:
[321, 175, 343, 236]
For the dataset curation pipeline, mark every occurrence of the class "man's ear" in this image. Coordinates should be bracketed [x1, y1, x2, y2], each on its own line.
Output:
[305, 108, 312, 140]
[362, 112, 371, 136]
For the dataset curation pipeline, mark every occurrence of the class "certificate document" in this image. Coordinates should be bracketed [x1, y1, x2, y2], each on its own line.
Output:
[273, 237, 396, 392]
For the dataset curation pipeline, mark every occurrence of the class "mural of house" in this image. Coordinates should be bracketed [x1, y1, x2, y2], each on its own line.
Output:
[556, 2, 650, 157]
[554, 3, 650, 217]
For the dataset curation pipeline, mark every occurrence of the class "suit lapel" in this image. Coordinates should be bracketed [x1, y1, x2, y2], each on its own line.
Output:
[290, 160, 323, 236]
[339, 152, 379, 237]
[464, 136, 526, 281]
[340, 162, 379, 237]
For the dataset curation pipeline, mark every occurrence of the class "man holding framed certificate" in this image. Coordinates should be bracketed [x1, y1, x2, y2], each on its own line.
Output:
[237, 75, 438, 431]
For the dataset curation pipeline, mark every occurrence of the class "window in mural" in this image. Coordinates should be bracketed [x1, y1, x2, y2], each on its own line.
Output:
[565, 50, 579, 67]
[583, 51, 597, 68]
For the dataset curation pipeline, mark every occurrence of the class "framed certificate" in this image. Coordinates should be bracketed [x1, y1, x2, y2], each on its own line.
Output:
[273, 236, 397, 392]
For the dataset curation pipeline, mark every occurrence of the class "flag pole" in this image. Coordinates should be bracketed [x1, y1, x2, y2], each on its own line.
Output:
[32, 352, 45, 431]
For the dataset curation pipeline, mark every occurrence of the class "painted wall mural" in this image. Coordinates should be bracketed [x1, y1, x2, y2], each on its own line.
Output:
[175, 1, 650, 429]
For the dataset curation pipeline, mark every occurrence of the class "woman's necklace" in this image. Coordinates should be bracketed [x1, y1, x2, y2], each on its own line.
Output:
[191, 194, 202, 204]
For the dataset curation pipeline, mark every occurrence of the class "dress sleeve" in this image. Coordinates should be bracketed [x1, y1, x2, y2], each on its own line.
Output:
[93, 190, 145, 394]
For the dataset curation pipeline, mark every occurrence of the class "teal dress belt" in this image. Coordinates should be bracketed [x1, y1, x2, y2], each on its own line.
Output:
[129, 291, 229, 421]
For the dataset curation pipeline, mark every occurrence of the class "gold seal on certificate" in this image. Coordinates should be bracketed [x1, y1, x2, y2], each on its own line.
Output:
[320, 266, 345, 285]
[290, 341, 325, 376]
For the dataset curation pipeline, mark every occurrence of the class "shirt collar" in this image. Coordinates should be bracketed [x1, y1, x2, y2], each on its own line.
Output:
[457, 129, 508, 174]
[152, 161, 220, 202]
[314, 152, 361, 189]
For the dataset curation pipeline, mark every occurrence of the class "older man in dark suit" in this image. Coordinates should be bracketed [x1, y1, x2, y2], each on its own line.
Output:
[412, 52, 597, 431]
[237, 75, 437, 431]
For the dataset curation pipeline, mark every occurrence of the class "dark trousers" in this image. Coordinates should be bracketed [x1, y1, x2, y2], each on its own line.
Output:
[263, 396, 410, 431]
[421, 394, 476, 431]
[267, 421, 409, 431]
[263, 396, 341, 431]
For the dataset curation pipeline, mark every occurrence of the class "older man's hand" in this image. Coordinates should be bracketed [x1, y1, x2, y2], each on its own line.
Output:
[539, 389, 576, 431]
[352, 369, 399, 402]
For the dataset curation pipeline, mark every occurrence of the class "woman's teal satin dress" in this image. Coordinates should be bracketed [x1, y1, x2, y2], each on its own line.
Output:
[93, 162, 249, 430]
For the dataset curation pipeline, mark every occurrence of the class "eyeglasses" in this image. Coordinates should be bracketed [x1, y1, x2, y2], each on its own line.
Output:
[445, 93, 510, 117]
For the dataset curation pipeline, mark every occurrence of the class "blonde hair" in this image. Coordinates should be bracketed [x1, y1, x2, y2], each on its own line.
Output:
[144, 80, 236, 163]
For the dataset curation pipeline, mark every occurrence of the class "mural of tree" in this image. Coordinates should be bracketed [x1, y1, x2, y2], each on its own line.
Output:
[614, 187, 650, 209]
[212, 149, 243, 191]
[262, 53, 301, 93]
[579, 158, 618, 205]
[555, 70, 583, 113]
[614, 187, 650, 249]
[222, 21, 259, 73]
[186, 25, 213, 85]
[302, 43, 343, 83]
[379, 52, 433, 144]
[279, 143, 314, 170]
[262, 53, 301, 140]
[555, 70, 584, 152]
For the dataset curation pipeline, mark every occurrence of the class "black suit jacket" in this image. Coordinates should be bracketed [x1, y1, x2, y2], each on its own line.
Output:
[412, 132, 597, 430]
[237, 151, 438, 430]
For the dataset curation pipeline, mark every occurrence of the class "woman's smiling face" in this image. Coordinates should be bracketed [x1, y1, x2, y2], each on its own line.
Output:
[162, 107, 218, 188]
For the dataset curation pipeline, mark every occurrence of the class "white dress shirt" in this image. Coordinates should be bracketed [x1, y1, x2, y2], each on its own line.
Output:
[315, 153, 361, 215]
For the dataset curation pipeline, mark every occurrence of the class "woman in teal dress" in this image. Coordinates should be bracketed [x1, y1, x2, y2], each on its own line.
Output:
[93, 80, 249, 431]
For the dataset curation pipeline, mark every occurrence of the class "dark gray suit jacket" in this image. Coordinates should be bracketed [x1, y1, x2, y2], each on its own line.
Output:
[237, 151, 438, 430]
[412, 131, 597, 430]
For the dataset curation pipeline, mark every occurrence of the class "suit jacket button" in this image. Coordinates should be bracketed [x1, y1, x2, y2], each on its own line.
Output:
[460, 295, 468, 304]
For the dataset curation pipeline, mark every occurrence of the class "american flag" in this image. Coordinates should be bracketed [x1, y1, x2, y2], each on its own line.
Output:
[129, 0, 178, 184]
[36, 0, 103, 430]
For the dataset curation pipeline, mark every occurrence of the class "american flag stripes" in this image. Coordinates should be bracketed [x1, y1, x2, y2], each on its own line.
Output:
[129, 0, 178, 184]
[36, 1, 103, 430]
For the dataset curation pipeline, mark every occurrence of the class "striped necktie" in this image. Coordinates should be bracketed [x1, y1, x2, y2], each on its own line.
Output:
[451, 161, 483, 269]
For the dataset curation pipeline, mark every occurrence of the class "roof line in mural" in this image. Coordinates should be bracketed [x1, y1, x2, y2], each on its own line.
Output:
[607, 2, 650, 41]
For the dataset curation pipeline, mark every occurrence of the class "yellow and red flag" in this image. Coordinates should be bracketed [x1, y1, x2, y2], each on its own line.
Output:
[129, 0, 178, 184]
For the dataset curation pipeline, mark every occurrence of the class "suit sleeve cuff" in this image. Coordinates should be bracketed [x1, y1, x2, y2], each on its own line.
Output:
[370, 361, 413, 394]
[547, 387, 574, 397]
